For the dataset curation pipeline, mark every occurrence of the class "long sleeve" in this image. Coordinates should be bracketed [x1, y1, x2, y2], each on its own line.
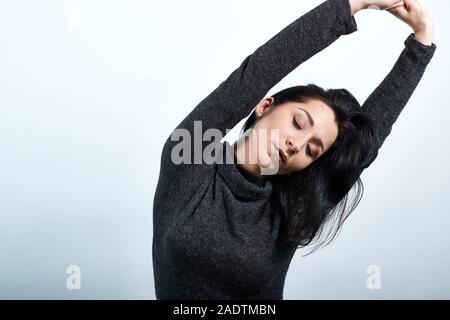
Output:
[160, 0, 358, 178]
[361, 33, 437, 150]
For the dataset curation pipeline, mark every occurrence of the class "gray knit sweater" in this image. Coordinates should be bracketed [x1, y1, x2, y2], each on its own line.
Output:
[152, 0, 436, 300]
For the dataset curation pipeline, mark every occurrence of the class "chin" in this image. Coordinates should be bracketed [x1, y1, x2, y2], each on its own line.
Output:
[259, 158, 284, 176]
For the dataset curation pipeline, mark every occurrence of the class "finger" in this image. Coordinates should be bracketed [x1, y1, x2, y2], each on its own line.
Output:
[406, 0, 420, 10]
[386, 1, 405, 10]
[403, 0, 415, 11]
[387, 5, 407, 13]
[387, 5, 408, 17]
[386, 3, 404, 10]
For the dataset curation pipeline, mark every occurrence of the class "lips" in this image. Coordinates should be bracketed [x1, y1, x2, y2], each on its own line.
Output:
[274, 144, 287, 164]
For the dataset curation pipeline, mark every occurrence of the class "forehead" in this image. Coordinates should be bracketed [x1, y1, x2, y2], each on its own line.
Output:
[292, 98, 332, 113]
[283, 98, 335, 121]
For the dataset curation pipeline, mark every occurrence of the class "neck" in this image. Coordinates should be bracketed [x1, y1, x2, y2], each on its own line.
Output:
[232, 135, 263, 178]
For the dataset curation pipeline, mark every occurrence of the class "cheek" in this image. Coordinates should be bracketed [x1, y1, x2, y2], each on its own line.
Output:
[255, 123, 285, 146]
[256, 112, 286, 133]
[254, 112, 294, 153]
[289, 152, 315, 172]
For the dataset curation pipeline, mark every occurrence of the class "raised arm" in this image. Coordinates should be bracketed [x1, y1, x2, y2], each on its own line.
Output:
[360, 0, 437, 150]
[361, 33, 436, 149]
[161, 0, 359, 166]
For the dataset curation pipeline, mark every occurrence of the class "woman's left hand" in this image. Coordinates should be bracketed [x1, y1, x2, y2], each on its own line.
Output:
[387, 0, 434, 45]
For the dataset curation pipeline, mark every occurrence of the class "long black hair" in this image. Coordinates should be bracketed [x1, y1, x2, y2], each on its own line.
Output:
[240, 84, 380, 256]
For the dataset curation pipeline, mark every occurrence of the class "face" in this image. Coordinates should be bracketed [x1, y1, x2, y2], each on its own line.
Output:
[249, 96, 339, 175]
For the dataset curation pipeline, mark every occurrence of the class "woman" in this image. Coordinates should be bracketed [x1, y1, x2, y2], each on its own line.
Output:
[152, 0, 436, 299]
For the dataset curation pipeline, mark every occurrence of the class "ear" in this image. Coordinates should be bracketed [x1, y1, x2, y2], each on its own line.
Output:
[255, 96, 275, 118]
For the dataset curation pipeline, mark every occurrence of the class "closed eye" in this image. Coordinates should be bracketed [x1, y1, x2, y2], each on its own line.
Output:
[292, 116, 302, 130]
[306, 144, 313, 158]
[292, 116, 314, 158]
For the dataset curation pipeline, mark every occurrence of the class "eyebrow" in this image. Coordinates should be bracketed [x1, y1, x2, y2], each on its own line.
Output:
[296, 107, 324, 153]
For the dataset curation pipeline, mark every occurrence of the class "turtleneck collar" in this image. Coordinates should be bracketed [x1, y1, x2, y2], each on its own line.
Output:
[216, 141, 273, 200]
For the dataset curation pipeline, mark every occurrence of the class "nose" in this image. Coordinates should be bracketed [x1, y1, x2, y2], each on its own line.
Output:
[286, 138, 299, 155]
[287, 131, 311, 155]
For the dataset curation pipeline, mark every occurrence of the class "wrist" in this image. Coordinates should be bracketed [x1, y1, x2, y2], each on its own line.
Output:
[413, 29, 433, 46]
[413, 23, 434, 46]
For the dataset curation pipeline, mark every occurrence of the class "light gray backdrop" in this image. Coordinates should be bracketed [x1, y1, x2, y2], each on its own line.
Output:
[0, 0, 448, 299]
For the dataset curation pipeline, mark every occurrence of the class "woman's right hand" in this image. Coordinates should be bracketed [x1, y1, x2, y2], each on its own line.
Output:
[387, 0, 434, 45]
